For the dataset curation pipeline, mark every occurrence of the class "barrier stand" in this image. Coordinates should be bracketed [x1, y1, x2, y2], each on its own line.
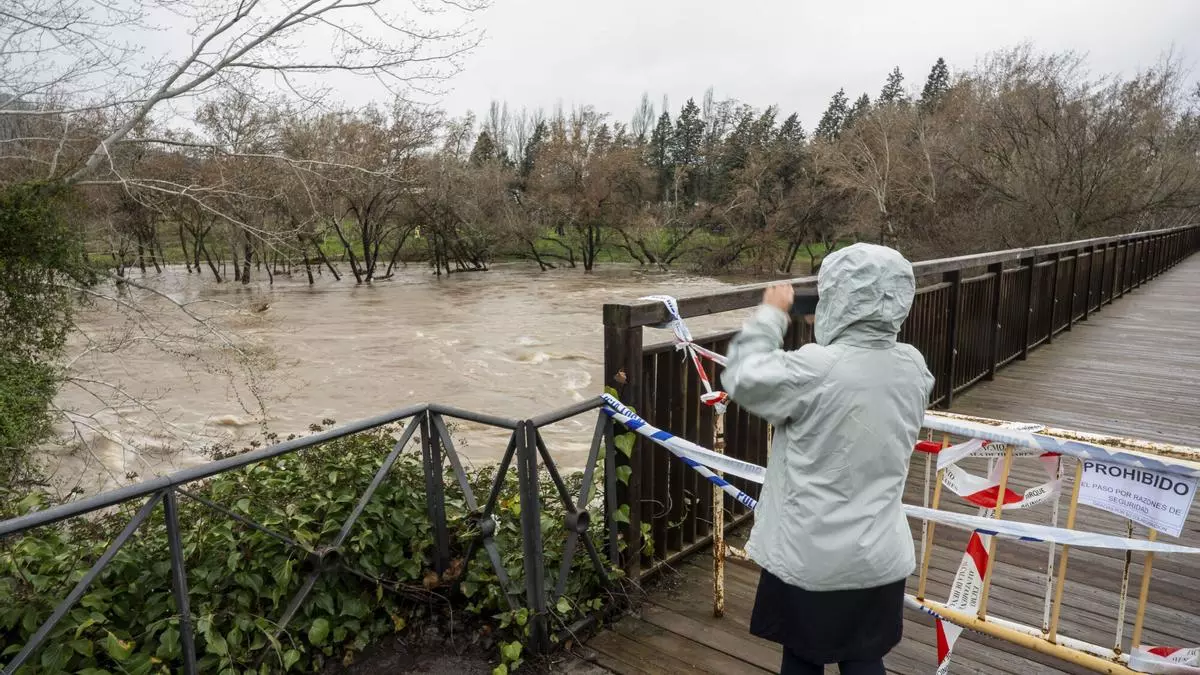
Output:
[915, 599, 1140, 675]
[1042, 456, 1065, 632]
[919, 431, 933, 579]
[1130, 529, 1159, 650]
[712, 409, 727, 618]
[1114, 519, 1135, 655]
[1049, 459, 1085, 641]
[916, 433, 951, 601]
[978, 445, 1015, 619]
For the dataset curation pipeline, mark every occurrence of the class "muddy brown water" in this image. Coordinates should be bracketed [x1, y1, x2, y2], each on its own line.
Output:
[43, 262, 762, 496]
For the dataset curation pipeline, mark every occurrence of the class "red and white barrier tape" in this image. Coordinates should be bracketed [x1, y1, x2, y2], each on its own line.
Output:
[1131, 647, 1200, 674]
[935, 531, 991, 674]
[641, 295, 729, 412]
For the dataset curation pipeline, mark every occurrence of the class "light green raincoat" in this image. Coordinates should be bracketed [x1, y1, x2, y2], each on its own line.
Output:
[721, 243, 935, 591]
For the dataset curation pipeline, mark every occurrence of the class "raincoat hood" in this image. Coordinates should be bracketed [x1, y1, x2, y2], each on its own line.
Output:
[815, 243, 915, 348]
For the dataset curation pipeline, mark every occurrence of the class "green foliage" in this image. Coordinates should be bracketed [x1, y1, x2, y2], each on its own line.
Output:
[843, 93, 871, 130]
[0, 182, 96, 481]
[878, 66, 907, 105]
[0, 426, 617, 673]
[920, 57, 951, 109]
[815, 88, 850, 141]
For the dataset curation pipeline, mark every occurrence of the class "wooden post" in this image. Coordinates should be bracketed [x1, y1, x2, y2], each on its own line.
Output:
[943, 269, 963, 406]
[1067, 249, 1080, 331]
[1130, 530, 1159, 650]
[1082, 245, 1095, 321]
[986, 262, 1004, 379]
[977, 446, 1014, 619]
[1047, 254, 1061, 342]
[916, 434, 950, 601]
[603, 303, 643, 578]
[1111, 242, 1123, 303]
[1020, 256, 1037, 359]
[1048, 460, 1084, 642]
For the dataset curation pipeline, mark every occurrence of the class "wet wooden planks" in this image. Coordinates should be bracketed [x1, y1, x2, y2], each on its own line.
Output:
[949, 254, 1200, 447]
[585, 255, 1200, 674]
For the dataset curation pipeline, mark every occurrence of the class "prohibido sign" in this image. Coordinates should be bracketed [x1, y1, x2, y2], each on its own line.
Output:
[1077, 460, 1197, 537]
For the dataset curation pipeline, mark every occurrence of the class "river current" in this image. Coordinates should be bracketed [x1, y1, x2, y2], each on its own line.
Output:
[45, 263, 760, 495]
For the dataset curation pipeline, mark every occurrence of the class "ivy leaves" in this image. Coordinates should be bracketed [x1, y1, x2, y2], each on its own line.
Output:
[1, 426, 616, 673]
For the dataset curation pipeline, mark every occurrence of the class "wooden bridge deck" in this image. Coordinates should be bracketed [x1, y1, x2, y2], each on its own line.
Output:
[584, 255, 1200, 674]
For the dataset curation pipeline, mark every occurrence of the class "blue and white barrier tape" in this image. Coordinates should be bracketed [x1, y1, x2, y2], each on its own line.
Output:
[602, 394, 758, 510]
[603, 394, 1200, 555]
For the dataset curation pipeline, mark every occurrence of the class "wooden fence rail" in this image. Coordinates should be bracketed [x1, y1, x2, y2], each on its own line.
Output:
[602, 225, 1200, 578]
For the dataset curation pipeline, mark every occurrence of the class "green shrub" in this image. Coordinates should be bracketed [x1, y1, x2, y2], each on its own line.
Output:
[0, 182, 96, 480]
[0, 424, 617, 674]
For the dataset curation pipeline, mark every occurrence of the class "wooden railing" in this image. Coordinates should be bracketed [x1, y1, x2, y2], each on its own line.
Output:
[601, 225, 1200, 577]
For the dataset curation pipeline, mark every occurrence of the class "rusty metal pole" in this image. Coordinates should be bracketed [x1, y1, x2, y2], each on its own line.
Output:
[1130, 530, 1159, 650]
[1113, 520, 1134, 656]
[712, 409, 727, 618]
[1041, 456, 1064, 633]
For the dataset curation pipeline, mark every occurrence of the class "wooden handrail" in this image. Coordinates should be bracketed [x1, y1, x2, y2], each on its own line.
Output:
[603, 224, 1199, 329]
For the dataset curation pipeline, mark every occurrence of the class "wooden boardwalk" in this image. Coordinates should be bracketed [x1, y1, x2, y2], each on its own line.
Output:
[584, 255, 1200, 674]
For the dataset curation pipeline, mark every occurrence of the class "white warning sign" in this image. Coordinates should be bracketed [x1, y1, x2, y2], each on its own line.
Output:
[1078, 460, 1197, 537]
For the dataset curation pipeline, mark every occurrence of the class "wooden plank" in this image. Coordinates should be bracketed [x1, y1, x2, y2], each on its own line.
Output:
[612, 616, 774, 674]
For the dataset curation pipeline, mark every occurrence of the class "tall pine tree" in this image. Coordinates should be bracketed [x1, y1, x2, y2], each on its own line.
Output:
[648, 110, 673, 201]
[920, 57, 951, 109]
[777, 112, 806, 146]
[469, 130, 497, 166]
[815, 88, 849, 141]
[843, 93, 871, 130]
[878, 67, 907, 104]
[518, 120, 546, 180]
[672, 98, 705, 201]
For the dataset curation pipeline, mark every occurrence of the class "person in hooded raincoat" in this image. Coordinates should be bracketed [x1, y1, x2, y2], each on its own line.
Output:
[720, 243, 935, 675]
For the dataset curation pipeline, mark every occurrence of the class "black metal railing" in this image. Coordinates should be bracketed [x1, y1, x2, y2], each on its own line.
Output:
[0, 399, 620, 673]
[602, 225, 1200, 578]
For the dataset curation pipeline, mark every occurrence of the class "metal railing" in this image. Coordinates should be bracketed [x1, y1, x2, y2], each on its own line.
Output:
[0, 400, 621, 673]
[602, 225, 1200, 578]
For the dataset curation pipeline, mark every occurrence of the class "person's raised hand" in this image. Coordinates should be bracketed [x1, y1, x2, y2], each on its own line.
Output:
[762, 283, 794, 313]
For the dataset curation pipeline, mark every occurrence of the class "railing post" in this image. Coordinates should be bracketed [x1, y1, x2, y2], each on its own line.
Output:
[1047, 254, 1060, 343]
[1120, 240, 1131, 297]
[1110, 242, 1122, 304]
[986, 262, 1003, 379]
[1082, 245, 1094, 321]
[1099, 242, 1109, 305]
[1066, 250, 1079, 331]
[420, 412, 451, 575]
[1137, 236, 1147, 285]
[603, 303, 643, 578]
[602, 417, 620, 565]
[164, 490, 199, 675]
[942, 269, 963, 406]
[1019, 256, 1036, 360]
[516, 420, 550, 653]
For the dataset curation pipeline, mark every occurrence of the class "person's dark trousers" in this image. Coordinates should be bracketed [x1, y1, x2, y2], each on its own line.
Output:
[780, 646, 886, 675]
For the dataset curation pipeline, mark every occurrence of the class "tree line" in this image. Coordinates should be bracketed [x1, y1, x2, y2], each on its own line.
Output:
[3, 0, 1200, 482]
[9, 47, 1198, 288]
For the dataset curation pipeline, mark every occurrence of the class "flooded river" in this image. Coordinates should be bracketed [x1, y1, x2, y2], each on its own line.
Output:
[45, 263, 761, 495]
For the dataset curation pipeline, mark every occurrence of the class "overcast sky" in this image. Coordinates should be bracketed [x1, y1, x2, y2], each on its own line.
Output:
[416, 0, 1200, 130]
